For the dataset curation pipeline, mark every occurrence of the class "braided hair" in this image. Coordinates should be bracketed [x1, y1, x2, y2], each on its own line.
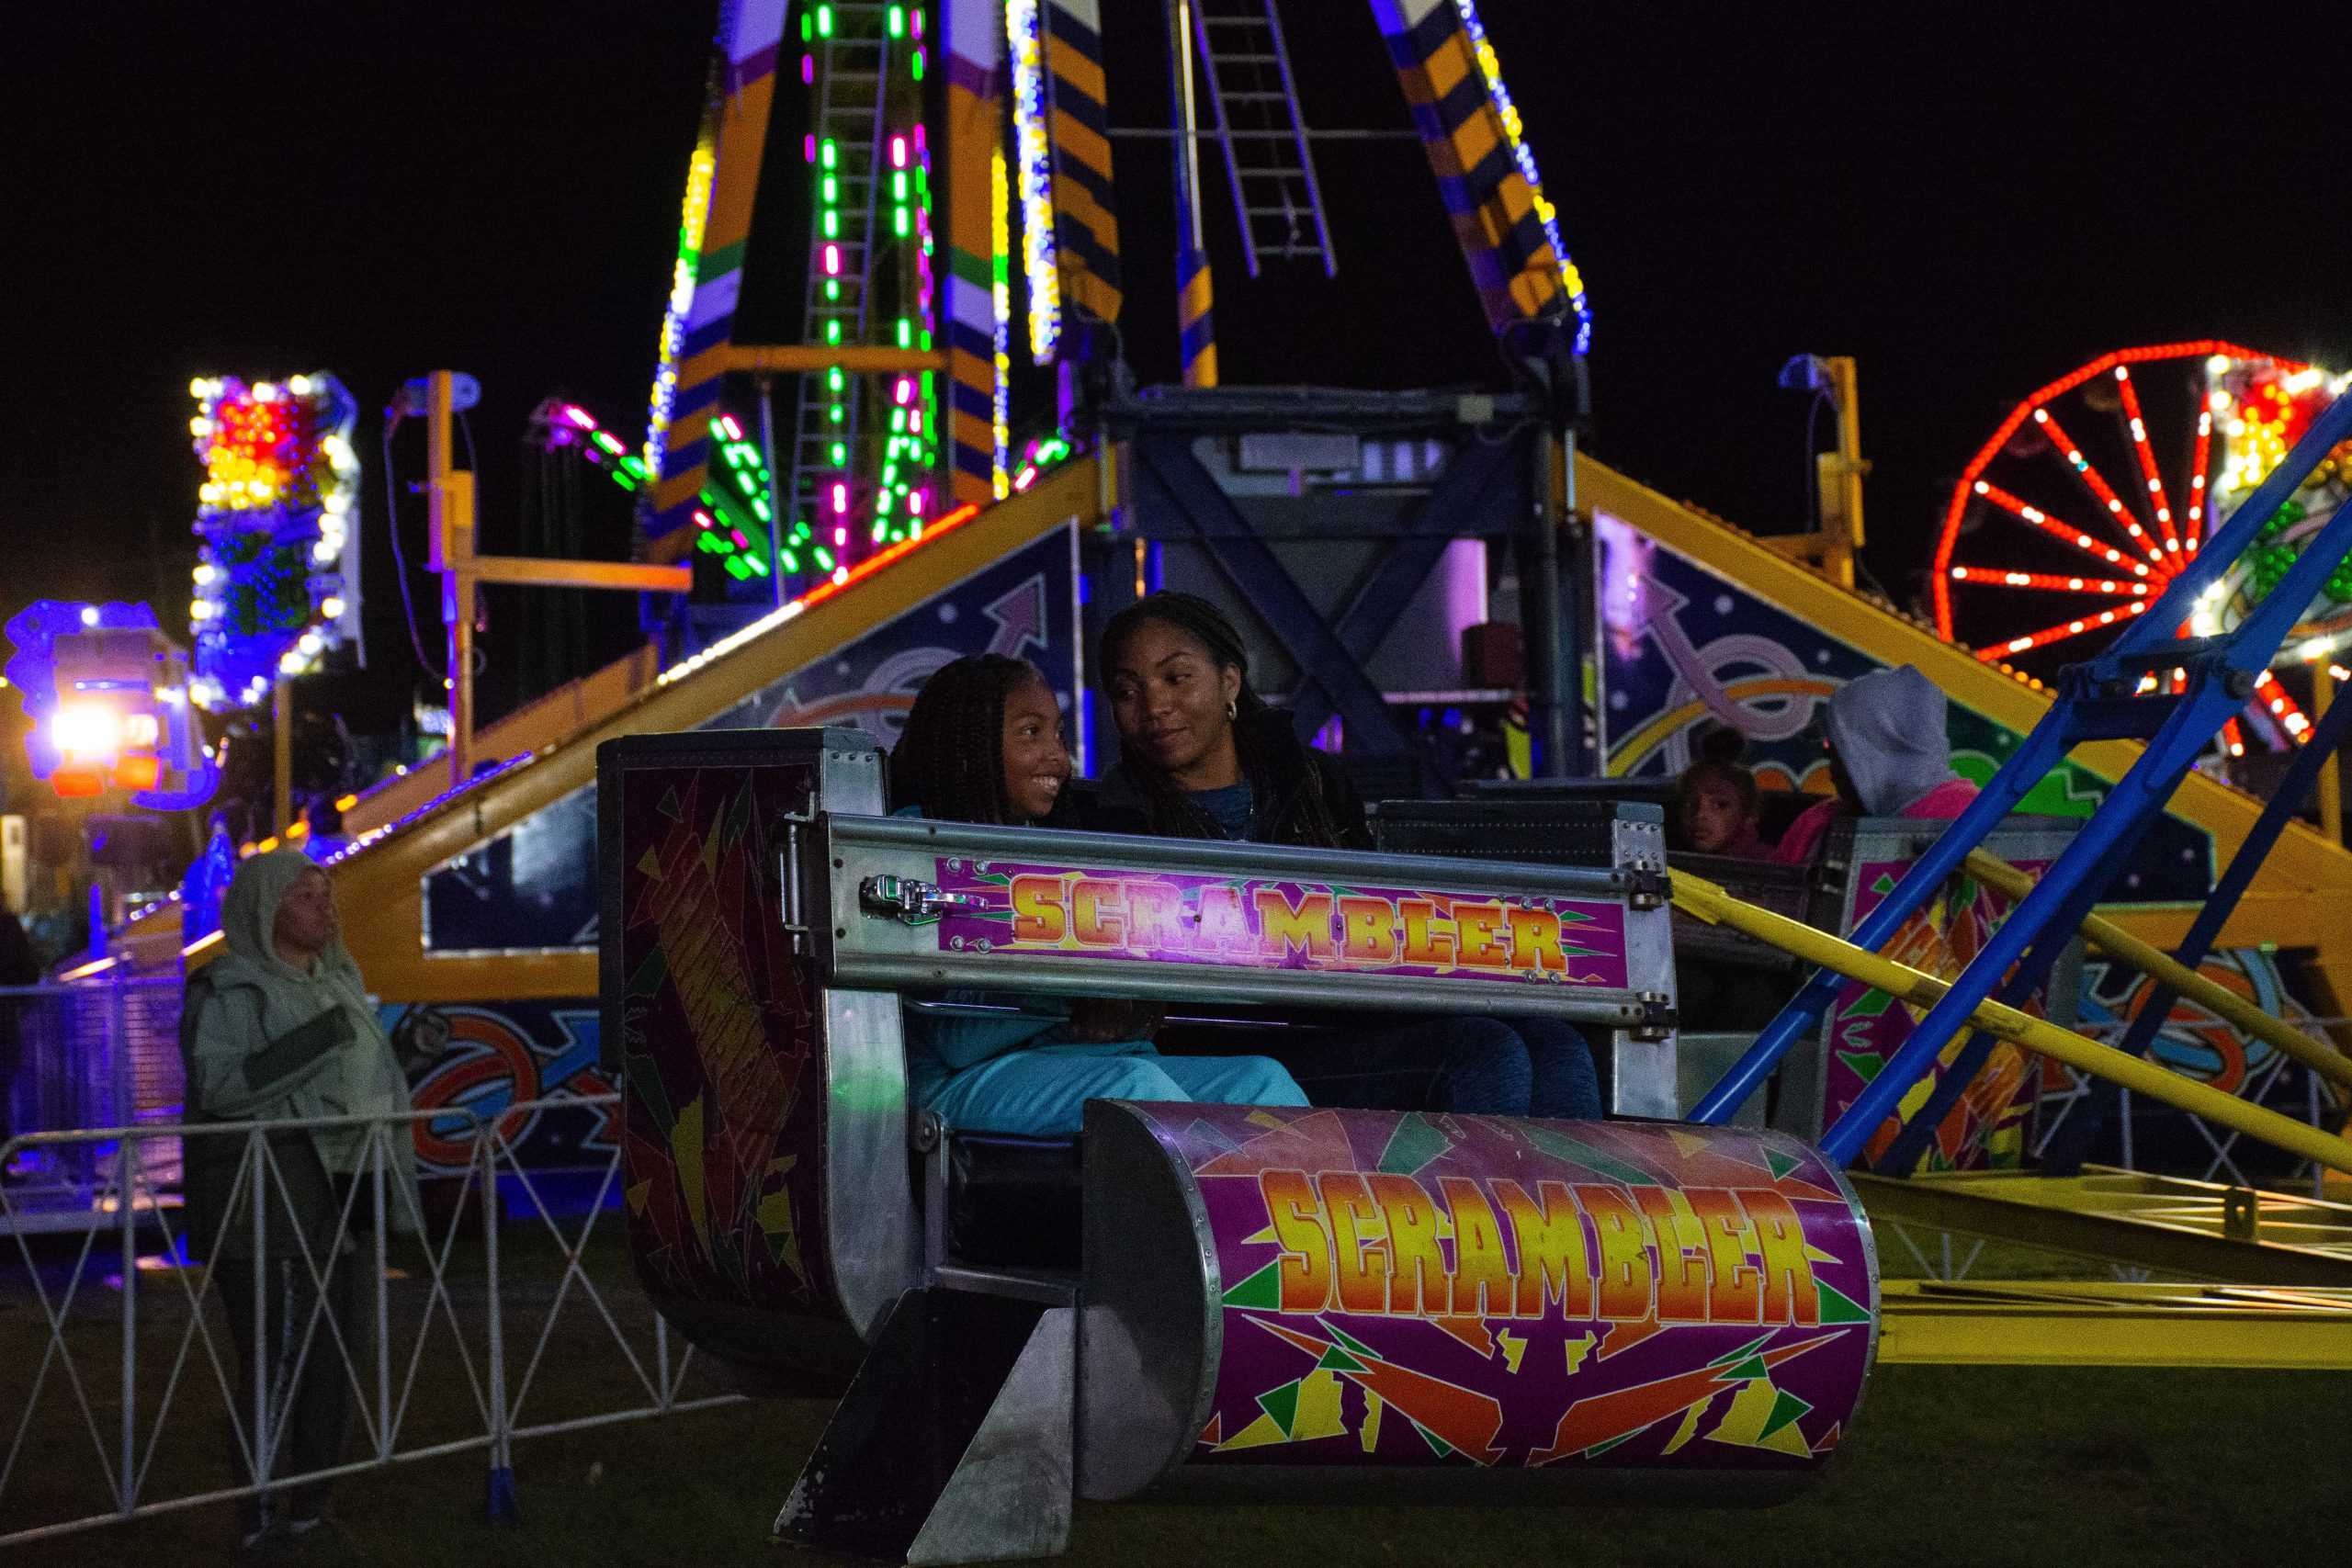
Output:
[1098, 592, 1352, 848]
[890, 654, 1047, 826]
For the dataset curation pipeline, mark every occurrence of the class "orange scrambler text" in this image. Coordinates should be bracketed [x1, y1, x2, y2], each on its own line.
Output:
[1255, 1170, 1822, 1326]
[1007, 874, 1587, 976]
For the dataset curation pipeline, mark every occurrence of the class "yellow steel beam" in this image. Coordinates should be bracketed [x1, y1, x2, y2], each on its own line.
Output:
[1877, 1279, 2352, 1368]
[1572, 456, 2352, 965]
[1670, 868, 2352, 1178]
[464, 557, 695, 593]
[1850, 1169, 2352, 1285]
[723, 344, 946, 375]
[1964, 848, 2352, 1095]
[308, 458, 1101, 1002]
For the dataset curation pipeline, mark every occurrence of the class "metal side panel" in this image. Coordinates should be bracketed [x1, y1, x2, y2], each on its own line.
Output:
[820, 814, 1657, 1028]
[1076, 1101, 1221, 1502]
[906, 1306, 1077, 1565]
[1611, 810, 1678, 1117]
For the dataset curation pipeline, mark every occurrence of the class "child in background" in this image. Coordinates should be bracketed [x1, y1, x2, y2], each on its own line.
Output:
[1770, 664, 1980, 865]
[1672, 730, 1767, 858]
[888, 654, 1307, 1135]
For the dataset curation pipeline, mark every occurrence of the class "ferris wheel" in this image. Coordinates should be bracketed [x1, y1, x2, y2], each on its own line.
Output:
[1934, 340, 2352, 756]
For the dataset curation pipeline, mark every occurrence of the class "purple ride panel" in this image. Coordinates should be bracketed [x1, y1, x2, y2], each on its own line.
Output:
[929, 856, 1631, 990]
[1124, 1102, 1875, 1475]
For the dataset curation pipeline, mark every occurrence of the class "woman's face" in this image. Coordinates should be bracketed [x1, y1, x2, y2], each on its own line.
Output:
[1106, 617, 1244, 785]
[1683, 782, 1752, 854]
[1000, 674, 1071, 821]
[273, 868, 338, 958]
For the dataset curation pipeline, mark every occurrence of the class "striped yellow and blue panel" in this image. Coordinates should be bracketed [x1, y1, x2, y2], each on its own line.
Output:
[1370, 0, 1582, 344]
[1044, 0, 1122, 332]
[645, 0, 787, 563]
[944, 0, 1003, 507]
[1178, 238, 1216, 387]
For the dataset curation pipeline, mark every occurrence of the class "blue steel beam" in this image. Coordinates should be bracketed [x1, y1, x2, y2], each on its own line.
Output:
[2040, 681, 2352, 1175]
[1815, 388, 2352, 1164]
[1130, 434, 1407, 754]
[1693, 381, 2352, 1133]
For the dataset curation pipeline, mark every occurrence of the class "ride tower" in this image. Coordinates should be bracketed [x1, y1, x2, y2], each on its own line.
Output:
[630, 1, 1602, 798]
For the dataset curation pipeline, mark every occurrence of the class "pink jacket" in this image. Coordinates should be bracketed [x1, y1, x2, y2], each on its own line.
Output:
[1768, 777, 1980, 866]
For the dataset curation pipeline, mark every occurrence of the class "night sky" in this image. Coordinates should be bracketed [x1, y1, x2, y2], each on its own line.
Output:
[9, 3, 2349, 731]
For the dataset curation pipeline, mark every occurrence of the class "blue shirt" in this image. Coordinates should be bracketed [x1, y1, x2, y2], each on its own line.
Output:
[1190, 782, 1256, 841]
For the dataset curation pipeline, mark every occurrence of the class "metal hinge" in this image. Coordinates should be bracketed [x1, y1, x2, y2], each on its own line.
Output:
[859, 874, 989, 928]
[1622, 862, 1670, 911]
[1628, 991, 1678, 1043]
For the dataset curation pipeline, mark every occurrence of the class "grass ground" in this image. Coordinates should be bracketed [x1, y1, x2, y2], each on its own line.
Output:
[5, 1218, 2346, 1568]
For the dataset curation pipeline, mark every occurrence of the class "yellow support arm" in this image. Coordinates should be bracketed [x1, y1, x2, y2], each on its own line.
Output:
[1962, 849, 2352, 1097]
[1669, 868, 2352, 1178]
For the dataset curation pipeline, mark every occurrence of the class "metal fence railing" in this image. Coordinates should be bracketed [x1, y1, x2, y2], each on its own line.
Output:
[2, 976, 187, 1230]
[0, 1095, 741, 1548]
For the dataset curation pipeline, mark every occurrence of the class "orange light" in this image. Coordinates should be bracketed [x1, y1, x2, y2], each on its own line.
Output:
[52, 766, 105, 797]
[114, 756, 162, 790]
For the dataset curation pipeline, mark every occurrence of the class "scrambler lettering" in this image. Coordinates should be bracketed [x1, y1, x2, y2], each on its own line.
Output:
[1250, 1169, 1821, 1327]
[992, 872, 1603, 980]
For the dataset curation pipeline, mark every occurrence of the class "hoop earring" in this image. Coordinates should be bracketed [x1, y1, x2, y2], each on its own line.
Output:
[1226, 699, 1238, 721]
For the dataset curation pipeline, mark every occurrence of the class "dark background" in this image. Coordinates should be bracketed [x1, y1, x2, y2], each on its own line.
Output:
[6, 2, 2348, 740]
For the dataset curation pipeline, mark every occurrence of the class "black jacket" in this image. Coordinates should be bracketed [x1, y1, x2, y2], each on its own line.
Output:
[1083, 707, 1372, 850]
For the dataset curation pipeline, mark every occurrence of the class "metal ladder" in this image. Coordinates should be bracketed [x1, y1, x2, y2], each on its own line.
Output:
[788, 4, 895, 547]
[1690, 380, 2352, 1168]
[1190, 0, 1335, 276]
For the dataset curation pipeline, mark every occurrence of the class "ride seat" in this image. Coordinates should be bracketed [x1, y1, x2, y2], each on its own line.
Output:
[940, 1128, 1084, 1269]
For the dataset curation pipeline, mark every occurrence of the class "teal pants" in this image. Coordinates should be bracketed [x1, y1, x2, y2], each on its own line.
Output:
[923, 1043, 1306, 1136]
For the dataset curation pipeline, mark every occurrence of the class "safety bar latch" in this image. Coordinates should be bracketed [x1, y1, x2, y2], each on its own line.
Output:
[1622, 863, 1671, 911]
[859, 874, 989, 928]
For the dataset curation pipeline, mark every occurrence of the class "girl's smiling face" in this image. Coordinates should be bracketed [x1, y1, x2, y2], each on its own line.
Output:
[1001, 672, 1071, 820]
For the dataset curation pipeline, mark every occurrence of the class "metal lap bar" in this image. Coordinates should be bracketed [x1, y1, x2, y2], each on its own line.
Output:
[816, 814, 1672, 1033]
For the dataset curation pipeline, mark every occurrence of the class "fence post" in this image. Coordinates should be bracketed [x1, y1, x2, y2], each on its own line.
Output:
[117, 1135, 138, 1517]
[481, 1124, 517, 1524]
[372, 1125, 392, 1461]
[249, 1127, 272, 1514]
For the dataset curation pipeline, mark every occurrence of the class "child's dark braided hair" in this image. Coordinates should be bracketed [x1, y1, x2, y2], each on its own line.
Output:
[889, 654, 1046, 826]
[1099, 592, 1351, 848]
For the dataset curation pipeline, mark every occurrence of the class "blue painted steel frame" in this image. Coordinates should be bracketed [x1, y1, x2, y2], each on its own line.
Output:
[1690, 383, 2352, 1157]
[2037, 682, 2352, 1174]
[1283, 433, 1528, 743]
[1129, 433, 1407, 753]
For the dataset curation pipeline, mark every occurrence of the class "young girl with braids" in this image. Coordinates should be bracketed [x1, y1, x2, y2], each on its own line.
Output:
[1092, 592, 1604, 1120]
[888, 653, 1307, 1135]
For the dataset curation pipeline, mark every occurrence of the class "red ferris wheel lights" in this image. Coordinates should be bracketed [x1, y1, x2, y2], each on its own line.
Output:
[2111, 367, 2182, 556]
[1948, 565, 2152, 596]
[1969, 480, 2158, 577]
[2029, 404, 2169, 570]
[2253, 670, 2312, 744]
[1973, 599, 2151, 662]
[2186, 407, 2214, 555]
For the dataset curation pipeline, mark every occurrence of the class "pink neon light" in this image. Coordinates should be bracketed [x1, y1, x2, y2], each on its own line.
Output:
[805, 134, 816, 164]
[824, 245, 841, 276]
[801, 55, 813, 85]
[834, 526, 847, 547]
[891, 137, 907, 168]
[914, 125, 927, 152]
[909, 410, 923, 434]
[561, 404, 594, 428]
[831, 483, 848, 514]
[894, 378, 911, 405]
[730, 529, 750, 548]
